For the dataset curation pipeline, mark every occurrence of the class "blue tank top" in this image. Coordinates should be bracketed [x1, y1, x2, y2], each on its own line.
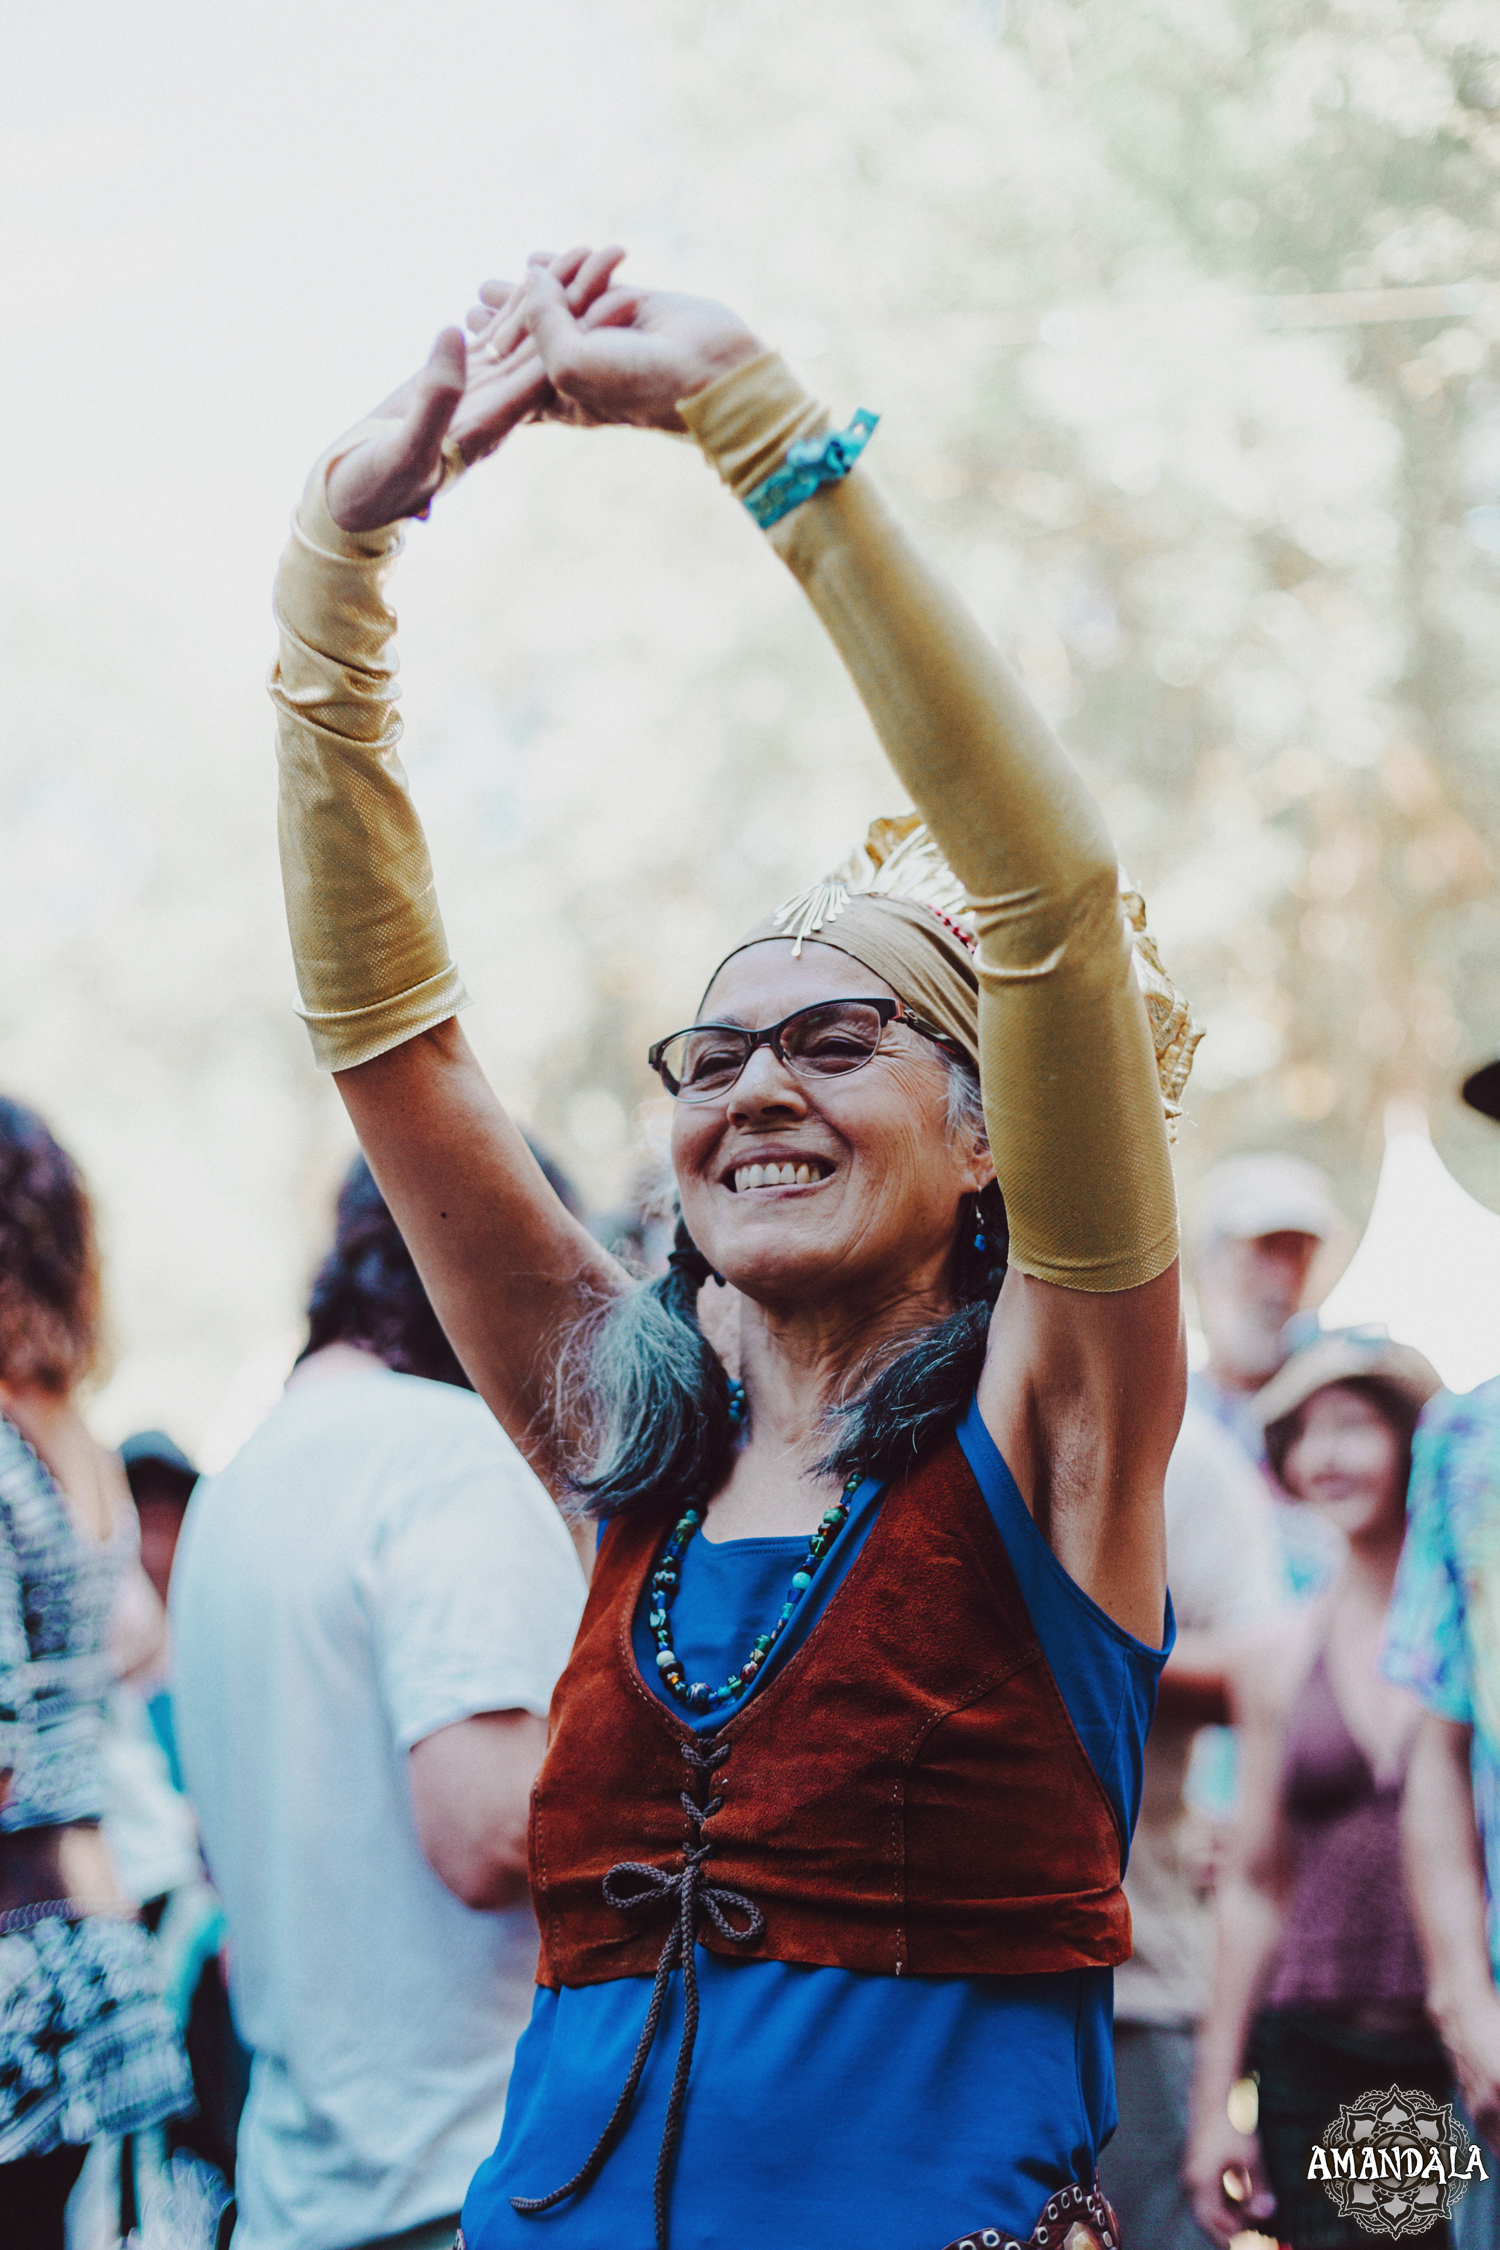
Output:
[461, 1396, 1170, 2249]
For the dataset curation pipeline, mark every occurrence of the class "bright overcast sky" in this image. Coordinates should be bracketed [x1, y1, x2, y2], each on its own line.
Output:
[2, 0, 688, 1449]
[4, 0, 666, 594]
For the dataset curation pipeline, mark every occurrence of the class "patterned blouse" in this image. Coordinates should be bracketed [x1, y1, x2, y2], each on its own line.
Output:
[0, 1415, 132, 1830]
[0, 1416, 195, 2160]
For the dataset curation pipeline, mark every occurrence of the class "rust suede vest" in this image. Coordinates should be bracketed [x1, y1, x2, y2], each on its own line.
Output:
[530, 1434, 1131, 1988]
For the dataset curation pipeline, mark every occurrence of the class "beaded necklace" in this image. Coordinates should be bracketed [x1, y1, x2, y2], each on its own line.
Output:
[647, 1380, 863, 1714]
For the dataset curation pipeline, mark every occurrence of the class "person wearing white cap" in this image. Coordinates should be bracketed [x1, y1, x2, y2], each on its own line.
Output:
[1382, 1059, 1500, 2250]
[1189, 1152, 1348, 1600]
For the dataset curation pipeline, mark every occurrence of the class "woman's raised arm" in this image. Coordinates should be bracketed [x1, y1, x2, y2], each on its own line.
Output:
[681, 354, 1185, 1633]
[271, 254, 630, 1483]
[519, 262, 1187, 1633]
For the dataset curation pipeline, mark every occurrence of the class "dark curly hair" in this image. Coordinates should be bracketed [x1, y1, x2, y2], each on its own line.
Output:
[300, 1142, 583, 1389]
[0, 1097, 103, 1394]
[300, 1155, 474, 1388]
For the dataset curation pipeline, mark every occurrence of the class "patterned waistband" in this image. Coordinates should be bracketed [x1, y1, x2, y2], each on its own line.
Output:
[0, 1897, 89, 1937]
[941, 2182, 1121, 2250]
[467, 2182, 1120, 2250]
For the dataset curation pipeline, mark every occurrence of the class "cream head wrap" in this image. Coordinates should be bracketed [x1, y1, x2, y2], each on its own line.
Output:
[710, 814, 1198, 1133]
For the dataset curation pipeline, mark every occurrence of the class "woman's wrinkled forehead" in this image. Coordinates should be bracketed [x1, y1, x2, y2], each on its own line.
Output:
[696, 938, 896, 1025]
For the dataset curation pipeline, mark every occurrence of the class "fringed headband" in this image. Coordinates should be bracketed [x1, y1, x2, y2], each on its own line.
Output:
[708, 813, 1200, 1135]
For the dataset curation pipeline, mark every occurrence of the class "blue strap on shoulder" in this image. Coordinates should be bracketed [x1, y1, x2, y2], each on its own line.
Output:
[742, 409, 879, 530]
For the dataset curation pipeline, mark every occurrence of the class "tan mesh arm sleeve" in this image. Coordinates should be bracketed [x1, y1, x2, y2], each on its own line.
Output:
[270, 423, 469, 1072]
[682, 354, 1178, 1293]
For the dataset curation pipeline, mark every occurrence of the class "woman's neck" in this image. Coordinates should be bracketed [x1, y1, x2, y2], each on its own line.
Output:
[702, 1275, 958, 1541]
[0, 1380, 78, 1461]
[748, 1276, 952, 1440]
[1336, 1517, 1406, 1611]
[0, 1382, 123, 1545]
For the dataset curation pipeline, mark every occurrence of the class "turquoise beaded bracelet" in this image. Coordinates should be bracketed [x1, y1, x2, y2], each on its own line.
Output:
[742, 409, 879, 530]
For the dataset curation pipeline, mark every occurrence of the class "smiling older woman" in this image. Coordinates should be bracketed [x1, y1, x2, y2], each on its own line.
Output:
[269, 247, 1200, 2250]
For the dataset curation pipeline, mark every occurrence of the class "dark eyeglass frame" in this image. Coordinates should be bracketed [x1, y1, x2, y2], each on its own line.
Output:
[647, 995, 962, 1103]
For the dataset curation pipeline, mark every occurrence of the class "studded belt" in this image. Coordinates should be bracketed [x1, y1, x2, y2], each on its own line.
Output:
[468, 2181, 1121, 2250]
[468, 2178, 1120, 2250]
[941, 2183, 1122, 2250]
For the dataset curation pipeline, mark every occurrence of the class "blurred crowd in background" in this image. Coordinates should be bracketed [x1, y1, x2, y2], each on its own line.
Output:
[6, 2, 1500, 2247]
[5, 1058, 1500, 2250]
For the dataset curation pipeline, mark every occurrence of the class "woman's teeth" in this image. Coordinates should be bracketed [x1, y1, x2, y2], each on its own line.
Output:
[734, 1161, 819, 1193]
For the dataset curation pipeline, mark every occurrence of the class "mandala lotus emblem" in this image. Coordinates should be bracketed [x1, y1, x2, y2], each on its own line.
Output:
[1307, 2084, 1489, 2237]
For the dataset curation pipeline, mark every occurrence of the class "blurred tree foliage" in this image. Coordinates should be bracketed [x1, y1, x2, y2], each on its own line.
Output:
[10, 0, 1497, 1437]
[589, 0, 1500, 1227]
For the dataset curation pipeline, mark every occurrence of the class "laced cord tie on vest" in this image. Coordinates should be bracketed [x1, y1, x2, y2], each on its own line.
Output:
[511, 1736, 763, 2250]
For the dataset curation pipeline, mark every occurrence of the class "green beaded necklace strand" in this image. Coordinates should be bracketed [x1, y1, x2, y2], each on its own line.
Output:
[648, 1380, 863, 1713]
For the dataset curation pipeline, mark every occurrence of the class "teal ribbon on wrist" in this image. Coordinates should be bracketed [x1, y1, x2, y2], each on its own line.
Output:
[742, 410, 879, 529]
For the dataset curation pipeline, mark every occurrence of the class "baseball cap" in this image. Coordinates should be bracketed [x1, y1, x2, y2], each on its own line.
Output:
[1194, 1153, 1342, 1249]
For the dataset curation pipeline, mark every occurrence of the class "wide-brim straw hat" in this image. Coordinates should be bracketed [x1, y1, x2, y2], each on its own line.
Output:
[1253, 1330, 1443, 1451]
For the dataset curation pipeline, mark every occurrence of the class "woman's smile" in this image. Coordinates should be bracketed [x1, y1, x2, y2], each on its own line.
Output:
[726, 1154, 837, 1194]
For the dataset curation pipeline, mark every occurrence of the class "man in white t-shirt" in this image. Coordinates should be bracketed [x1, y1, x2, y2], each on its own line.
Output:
[1098, 1402, 1286, 2250]
[171, 1158, 586, 2250]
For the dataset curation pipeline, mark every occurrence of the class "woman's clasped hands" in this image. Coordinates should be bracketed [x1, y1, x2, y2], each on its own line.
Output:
[326, 244, 761, 536]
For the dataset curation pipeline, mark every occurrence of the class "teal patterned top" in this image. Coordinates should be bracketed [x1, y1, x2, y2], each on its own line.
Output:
[1383, 1375, 1500, 1975]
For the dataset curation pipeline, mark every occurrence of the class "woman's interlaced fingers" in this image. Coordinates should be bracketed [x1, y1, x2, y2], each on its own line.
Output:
[510, 1737, 763, 2250]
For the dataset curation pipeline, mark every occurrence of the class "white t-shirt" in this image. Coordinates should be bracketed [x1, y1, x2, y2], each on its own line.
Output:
[171, 1368, 585, 2250]
[1114, 1402, 1285, 2027]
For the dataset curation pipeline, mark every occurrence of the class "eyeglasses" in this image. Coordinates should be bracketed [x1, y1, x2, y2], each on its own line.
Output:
[648, 997, 959, 1104]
